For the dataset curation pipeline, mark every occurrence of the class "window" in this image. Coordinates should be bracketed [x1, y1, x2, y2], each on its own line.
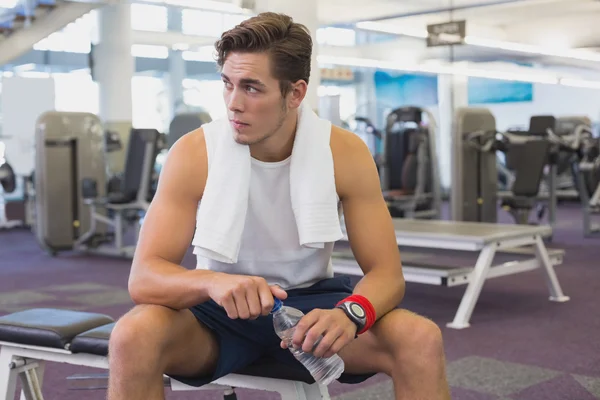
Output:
[222, 13, 248, 30]
[316, 27, 356, 47]
[131, 3, 168, 32]
[131, 44, 169, 59]
[132, 76, 170, 131]
[182, 9, 223, 36]
[33, 12, 95, 53]
[183, 79, 225, 119]
[53, 72, 99, 114]
[182, 46, 216, 62]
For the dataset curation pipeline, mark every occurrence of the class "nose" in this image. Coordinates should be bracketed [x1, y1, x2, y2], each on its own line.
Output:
[227, 87, 245, 114]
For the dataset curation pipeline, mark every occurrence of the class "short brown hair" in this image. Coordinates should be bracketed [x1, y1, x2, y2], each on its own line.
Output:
[215, 12, 312, 96]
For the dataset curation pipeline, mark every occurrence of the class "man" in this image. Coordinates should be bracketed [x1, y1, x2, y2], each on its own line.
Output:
[108, 12, 451, 400]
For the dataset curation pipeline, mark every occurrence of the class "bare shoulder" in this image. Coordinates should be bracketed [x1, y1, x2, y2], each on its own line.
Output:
[330, 125, 379, 200]
[157, 127, 208, 201]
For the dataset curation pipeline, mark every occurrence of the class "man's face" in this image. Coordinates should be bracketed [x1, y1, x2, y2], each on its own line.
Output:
[221, 51, 290, 145]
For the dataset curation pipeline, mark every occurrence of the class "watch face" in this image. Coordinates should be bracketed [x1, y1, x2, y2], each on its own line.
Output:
[350, 303, 365, 318]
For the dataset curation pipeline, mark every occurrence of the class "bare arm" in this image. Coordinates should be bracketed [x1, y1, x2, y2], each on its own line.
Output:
[333, 127, 405, 320]
[128, 128, 217, 310]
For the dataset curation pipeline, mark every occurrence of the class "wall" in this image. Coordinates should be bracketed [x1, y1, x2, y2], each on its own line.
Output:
[476, 83, 600, 132]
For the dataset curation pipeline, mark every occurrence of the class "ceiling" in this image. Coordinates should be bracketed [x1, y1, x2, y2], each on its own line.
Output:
[316, 0, 600, 71]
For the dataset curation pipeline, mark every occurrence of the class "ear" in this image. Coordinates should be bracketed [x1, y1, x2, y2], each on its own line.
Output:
[286, 80, 307, 109]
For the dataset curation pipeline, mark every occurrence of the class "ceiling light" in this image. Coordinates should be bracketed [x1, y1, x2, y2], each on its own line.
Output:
[560, 78, 600, 89]
[317, 55, 560, 84]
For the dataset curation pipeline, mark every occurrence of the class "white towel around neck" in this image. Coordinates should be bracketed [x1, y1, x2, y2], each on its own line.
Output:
[192, 102, 343, 264]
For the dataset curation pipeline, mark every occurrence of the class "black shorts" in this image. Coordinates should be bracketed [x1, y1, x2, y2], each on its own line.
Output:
[168, 275, 376, 387]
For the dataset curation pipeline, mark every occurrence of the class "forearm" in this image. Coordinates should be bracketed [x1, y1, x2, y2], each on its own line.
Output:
[129, 257, 218, 310]
[351, 267, 405, 321]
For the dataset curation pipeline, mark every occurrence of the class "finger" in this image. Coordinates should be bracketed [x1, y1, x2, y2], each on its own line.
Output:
[245, 285, 262, 319]
[221, 295, 238, 319]
[233, 288, 250, 319]
[314, 327, 344, 358]
[270, 285, 288, 300]
[258, 281, 276, 316]
[292, 310, 320, 349]
[280, 340, 288, 349]
[302, 318, 331, 354]
[323, 332, 354, 358]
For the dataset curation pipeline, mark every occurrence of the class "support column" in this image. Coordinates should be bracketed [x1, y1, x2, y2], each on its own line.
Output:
[438, 73, 468, 193]
[166, 7, 186, 123]
[94, 3, 134, 174]
[254, 0, 320, 111]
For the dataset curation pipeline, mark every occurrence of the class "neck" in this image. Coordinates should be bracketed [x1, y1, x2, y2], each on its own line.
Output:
[250, 110, 298, 162]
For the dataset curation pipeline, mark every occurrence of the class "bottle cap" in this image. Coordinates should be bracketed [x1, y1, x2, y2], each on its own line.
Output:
[271, 298, 283, 313]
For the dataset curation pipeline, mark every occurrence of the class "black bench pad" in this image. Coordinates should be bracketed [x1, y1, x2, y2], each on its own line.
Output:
[1, 308, 316, 384]
[70, 322, 114, 356]
[0, 308, 114, 349]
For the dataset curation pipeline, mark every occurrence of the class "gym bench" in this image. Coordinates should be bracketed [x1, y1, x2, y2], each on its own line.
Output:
[0, 309, 331, 400]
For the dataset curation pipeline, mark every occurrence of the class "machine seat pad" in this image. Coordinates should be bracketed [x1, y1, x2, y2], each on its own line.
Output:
[501, 197, 536, 210]
[0, 308, 114, 350]
[107, 192, 136, 204]
[70, 322, 114, 356]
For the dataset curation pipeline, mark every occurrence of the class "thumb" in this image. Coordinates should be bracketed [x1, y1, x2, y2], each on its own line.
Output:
[270, 285, 288, 300]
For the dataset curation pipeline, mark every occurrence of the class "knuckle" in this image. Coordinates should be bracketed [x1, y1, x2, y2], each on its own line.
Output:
[233, 285, 245, 295]
[296, 321, 308, 331]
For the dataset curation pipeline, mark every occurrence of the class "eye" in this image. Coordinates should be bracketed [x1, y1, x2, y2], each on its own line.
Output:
[223, 81, 232, 89]
[246, 86, 258, 93]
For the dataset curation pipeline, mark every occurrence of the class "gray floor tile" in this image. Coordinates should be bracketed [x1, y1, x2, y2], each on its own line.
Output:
[66, 290, 133, 307]
[40, 283, 119, 292]
[0, 290, 57, 307]
[447, 356, 561, 396]
[574, 375, 600, 399]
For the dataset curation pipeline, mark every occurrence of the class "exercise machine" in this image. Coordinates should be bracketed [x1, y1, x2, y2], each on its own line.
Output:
[347, 116, 382, 159]
[0, 160, 21, 230]
[451, 109, 574, 228]
[34, 111, 159, 258]
[0, 141, 34, 230]
[0, 309, 330, 400]
[167, 111, 212, 149]
[380, 106, 442, 219]
[498, 116, 557, 226]
[576, 136, 600, 237]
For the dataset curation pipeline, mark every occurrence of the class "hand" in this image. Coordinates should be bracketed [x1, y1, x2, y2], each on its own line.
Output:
[281, 308, 357, 358]
[208, 272, 287, 320]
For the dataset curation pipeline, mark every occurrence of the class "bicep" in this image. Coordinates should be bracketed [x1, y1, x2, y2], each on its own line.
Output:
[132, 131, 207, 267]
[337, 135, 401, 275]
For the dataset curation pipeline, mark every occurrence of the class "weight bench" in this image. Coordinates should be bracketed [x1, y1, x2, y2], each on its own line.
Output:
[0, 309, 330, 400]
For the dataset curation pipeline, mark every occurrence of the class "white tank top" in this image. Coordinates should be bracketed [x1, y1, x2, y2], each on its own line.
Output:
[194, 132, 337, 290]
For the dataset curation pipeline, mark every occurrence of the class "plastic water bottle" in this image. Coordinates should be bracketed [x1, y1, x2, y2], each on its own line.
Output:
[271, 298, 345, 385]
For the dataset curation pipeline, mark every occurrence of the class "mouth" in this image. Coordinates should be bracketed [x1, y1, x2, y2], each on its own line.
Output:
[231, 120, 250, 130]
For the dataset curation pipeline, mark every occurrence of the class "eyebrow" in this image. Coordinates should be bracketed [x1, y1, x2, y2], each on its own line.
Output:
[221, 73, 266, 87]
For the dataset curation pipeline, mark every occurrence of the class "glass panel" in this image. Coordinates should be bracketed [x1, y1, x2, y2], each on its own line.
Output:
[131, 3, 168, 32]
